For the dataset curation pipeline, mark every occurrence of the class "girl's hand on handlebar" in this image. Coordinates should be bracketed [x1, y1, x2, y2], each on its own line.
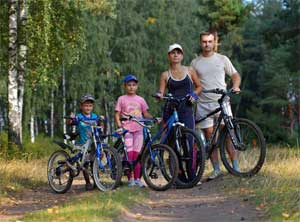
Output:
[153, 117, 162, 124]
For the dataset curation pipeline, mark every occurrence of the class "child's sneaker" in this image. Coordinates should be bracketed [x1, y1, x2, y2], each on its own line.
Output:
[128, 178, 135, 187]
[207, 170, 222, 180]
[134, 179, 145, 188]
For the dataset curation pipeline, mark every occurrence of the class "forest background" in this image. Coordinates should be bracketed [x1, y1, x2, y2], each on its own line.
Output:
[0, 0, 299, 153]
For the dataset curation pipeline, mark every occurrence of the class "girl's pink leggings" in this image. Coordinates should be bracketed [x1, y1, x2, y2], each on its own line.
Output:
[124, 130, 143, 180]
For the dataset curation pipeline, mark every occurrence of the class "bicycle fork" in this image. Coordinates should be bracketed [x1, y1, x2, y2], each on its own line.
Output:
[224, 117, 243, 150]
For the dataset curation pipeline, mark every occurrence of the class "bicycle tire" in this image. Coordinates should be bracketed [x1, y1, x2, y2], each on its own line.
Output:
[47, 150, 73, 194]
[141, 144, 179, 191]
[174, 127, 206, 188]
[219, 118, 266, 177]
[93, 146, 122, 191]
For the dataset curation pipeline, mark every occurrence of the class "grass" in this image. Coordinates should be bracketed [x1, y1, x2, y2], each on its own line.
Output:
[220, 146, 300, 222]
[0, 158, 47, 204]
[23, 188, 147, 222]
[1, 140, 299, 221]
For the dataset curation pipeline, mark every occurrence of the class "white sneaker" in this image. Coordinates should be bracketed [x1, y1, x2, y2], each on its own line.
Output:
[208, 170, 222, 180]
[134, 179, 145, 188]
[128, 178, 135, 187]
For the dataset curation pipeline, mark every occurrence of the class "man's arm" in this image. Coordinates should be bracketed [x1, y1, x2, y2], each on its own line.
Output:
[231, 73, 241, 92]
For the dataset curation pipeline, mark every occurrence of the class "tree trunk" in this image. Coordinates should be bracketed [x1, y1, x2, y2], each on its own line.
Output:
[298, 97, 300, 141]
[50, 89, 54, 138]
[44, 119, 48, 134]
[8, 0, 22, 148]
[35, 116, 39, 136]
[17, 0, 27, 144]
[287, 103, 295, 136]
[103, 98, 111, 134]
[30, 113, 35, 143]
[211, 30, 219, 52]
[62, 63, 66, 143]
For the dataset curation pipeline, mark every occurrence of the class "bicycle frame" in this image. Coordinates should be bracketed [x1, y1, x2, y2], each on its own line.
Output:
[114, 119, 160, 171]
[151, 96, 187, 151]
[195, 89, 242, 158]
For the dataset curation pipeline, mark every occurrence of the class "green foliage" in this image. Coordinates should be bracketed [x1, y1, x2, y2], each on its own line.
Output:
[197, 0, 250, 33]
[0, 132, 58, 160]
[1, 0, 300, 149]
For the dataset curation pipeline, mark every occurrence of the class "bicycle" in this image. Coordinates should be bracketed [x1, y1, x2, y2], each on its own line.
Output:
[47, 117, 122, 193]
[195, 88, 266, 177]
[152, 94, 206, 188]
[113, 116, 179, 191]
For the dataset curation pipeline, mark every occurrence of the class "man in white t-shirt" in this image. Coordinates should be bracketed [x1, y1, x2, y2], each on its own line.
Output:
[191, 31, 241, 180]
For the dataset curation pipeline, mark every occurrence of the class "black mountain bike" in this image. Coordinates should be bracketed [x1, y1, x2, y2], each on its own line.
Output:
[196, 89, 266, 177]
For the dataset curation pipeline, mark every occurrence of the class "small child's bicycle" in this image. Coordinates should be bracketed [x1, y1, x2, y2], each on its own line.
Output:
[47, 117, 122, 193]
[113, 116, 179, 191]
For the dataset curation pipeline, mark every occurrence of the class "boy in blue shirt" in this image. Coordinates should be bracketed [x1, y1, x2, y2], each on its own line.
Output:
[67, 93, 101, 190]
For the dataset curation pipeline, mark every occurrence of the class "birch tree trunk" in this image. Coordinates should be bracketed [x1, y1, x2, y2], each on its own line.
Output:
[35, 116, 39, 136]
[30, 113, 35, 143]
[17, 0, 27, 144]
[8, 0, 22, 148]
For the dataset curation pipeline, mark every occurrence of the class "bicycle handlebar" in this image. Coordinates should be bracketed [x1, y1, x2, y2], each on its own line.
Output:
[152, 93, 189, 102]
[202, 88, 240, 95]
[64, 116, 105, 128]
[120, 114, 157, 128]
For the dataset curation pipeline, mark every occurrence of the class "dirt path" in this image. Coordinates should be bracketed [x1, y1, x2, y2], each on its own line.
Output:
[115, 176, 264, 222]
[0, 181, 89, 222]
[0, 176, 264, 222]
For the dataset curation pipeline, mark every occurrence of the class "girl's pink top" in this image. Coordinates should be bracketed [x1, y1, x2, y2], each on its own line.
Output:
[115, 94, 149, 132]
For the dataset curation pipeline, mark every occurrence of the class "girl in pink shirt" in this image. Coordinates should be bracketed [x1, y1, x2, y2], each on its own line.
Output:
[115, 74, 153, 187]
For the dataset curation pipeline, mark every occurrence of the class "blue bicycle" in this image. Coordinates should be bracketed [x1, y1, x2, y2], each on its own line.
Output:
[153, 94, 206, 188]
[113, 116, 179, 191]
[47, 117, 122, 193]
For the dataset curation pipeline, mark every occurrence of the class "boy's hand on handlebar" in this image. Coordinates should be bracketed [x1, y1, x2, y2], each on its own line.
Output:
[187, 92, 198, 104]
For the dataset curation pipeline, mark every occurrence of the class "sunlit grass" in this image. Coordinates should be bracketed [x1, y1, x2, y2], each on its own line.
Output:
[0, 158, 47, 203]
[221, 146, 300, 221]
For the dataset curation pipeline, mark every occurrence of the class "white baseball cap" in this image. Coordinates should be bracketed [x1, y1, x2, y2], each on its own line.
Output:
[168, 43, 183, 53]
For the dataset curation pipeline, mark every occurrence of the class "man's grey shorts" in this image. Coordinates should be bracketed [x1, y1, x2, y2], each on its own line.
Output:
[195, 102, 230, 129]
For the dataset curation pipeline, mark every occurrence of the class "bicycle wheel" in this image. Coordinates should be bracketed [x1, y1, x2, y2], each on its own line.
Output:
[93, 146, 122, 191]
[219, 118, 266, 177]
[141, 144, 178, 191]
[175, 127, 206, 188]
[47, 150, 73, 194]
